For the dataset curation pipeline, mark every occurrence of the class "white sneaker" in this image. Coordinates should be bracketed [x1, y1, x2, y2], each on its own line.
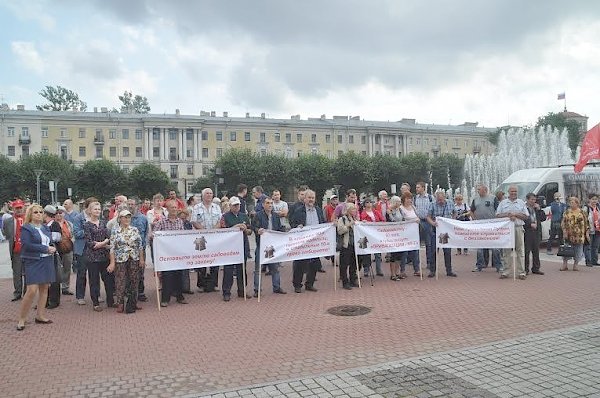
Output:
[472, 266, 480, 272]
[98, 297, 105, 303]
[77, 299, 86, 305]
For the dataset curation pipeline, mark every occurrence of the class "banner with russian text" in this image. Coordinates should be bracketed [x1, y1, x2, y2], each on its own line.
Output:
[153, 229, 244, 271]
[435, 217, 514, 249]
[353, 221, 420, 255]
[259, 223, 336, 265]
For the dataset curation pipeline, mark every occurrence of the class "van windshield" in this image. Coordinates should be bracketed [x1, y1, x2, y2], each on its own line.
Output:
[496, 182, 540, 200]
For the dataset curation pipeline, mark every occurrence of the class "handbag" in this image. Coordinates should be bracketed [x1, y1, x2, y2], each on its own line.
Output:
[557, 243, 575, 258]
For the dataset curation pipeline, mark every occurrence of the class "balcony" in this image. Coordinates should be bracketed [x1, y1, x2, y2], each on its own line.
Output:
[18, 135, 31, 145]
[94, 135, 105, 145]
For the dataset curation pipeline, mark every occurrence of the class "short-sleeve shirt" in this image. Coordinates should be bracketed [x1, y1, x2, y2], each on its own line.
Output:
[471, 195, 496, 220]
[496, 198, 528, 226]
[305, 206, 320, 226]
[153, 217, 184, 232]
[429, 199, 454, 221]
[193, 202, 222, 229]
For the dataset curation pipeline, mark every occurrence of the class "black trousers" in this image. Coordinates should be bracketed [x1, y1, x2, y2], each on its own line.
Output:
[197, 266, 219, 291]
[292, 258, 320, 288]
[524, 229, 541, 272]
[222, 263, 246, 296]
[47, 254, 61, 306]
[431, 248, 453, 274]
[340, 246, 358, 284]
[88, 260, 114, 307]
[161, 270, 183, 303]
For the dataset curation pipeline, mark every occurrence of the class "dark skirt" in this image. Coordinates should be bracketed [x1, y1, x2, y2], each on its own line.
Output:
[23, 255, 56, 285]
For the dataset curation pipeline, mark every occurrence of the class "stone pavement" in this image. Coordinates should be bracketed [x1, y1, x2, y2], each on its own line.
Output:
[1, 243, 600, 397]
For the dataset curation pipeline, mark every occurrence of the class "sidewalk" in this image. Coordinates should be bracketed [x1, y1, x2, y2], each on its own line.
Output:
[1, 249, 599, 397]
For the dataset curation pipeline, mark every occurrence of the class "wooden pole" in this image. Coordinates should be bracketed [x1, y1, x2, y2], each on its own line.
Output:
[355, 252, 362, 289]
[154, 271, 161, 312]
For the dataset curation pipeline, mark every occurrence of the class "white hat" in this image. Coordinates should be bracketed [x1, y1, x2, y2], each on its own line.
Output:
[43, 205, 57, 215]
[229, 196, 241, 206]
[119, 209, 132, 217]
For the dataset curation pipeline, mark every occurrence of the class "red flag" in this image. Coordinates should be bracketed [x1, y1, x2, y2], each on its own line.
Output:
[575, 123, 600, 172]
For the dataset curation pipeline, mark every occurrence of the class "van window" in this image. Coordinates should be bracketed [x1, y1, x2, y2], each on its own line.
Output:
[537, 182, 558, 206]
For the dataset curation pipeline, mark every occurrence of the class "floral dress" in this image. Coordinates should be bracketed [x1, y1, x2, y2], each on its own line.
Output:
[561, 208, 588, 245]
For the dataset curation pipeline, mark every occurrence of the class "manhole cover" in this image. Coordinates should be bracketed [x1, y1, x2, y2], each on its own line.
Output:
[327, 305, 371, 316]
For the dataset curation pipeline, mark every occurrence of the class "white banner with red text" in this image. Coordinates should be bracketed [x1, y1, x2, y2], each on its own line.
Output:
[435, 217, 515, 249]
[259, 223, 336, 265]
[353, 221, 420, 255]
[153, 228, 244, 271]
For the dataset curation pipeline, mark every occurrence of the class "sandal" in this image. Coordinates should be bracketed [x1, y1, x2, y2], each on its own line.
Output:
[390, 275, 398, 281]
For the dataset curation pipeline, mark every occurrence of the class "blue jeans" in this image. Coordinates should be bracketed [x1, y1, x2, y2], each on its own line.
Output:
[421, 220, 434, 270]
[476, 249, 502, 271]
[74, 254, 88, 300]
[253, 258, 281, 292]
[400, 250, 420, 273]
[584, 233, 600, 265]
[361, 254, 382, 275]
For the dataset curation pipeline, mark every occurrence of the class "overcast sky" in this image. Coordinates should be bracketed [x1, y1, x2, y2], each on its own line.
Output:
[1, 0, 599, 128]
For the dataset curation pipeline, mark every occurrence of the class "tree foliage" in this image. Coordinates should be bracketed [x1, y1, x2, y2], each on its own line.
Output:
[213, 148, 261, 194]
[77, 159, 128, 203]
[430, 154, 465, 190]
[0, 155, 22, 205]
[128, 162, 171, 200]
[119, 91, 151, 114]
[535, 112, 581, 155]
[18, 153, 77, 204]
[333, 152, 372, 197]
[36, 85, 87, 111]
[292, 154, 334, 200]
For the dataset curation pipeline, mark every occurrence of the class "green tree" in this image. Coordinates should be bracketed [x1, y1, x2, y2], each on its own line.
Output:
[333, 152, 371, 197]
[255, 154, 295, 194]
[213, 148, 261, 194]
[429, 154, 464, 190]
[76, 159, 128, 203]
[398, 153, 430, 188]
[128, 162, 171, 200]
[18, 153, 77, 204]
[0, 155, 22, 204]
[36, 85, 87, 111]
[368, 154, 404, 194]
[536, 112, 580, 154]
[292, 154, 334, 200]
[119, 91, 151, 114]
[190, 176, 215, 195]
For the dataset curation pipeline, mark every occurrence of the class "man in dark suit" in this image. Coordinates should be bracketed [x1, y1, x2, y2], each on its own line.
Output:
[289, 189, 326, 293]
[2, 199, 26, 301]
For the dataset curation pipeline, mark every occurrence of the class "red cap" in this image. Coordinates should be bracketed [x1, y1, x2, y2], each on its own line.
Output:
[11, 199, 25, 208]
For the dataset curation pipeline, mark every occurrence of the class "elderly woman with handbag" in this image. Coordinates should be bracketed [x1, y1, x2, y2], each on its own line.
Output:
[337, 203, 359, 290]
[560, 197, 588, 271]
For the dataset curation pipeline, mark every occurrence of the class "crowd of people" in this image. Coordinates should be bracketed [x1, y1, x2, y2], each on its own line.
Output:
[1, 182, 593, 331]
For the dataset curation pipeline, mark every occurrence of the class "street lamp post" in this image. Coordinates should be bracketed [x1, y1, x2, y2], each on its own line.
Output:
[215, 167, 223, 198]
[34, 169, 44, 204]
[54, 178, 61, 204]
[49, 180, 55, 204]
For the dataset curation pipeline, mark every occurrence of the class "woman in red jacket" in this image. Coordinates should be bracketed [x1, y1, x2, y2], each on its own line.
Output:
[359, 199, 385, 277]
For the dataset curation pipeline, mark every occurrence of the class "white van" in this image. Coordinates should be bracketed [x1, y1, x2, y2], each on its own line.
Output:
[496, 164, 600, 240]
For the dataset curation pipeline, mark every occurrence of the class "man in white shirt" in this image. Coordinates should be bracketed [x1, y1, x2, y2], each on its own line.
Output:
[496, 185, 529, 280]
[192, 188, 222, 292]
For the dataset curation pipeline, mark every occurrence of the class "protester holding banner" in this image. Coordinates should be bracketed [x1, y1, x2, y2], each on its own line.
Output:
[386, 195, 404, 280]
[453, 194, 471, 255]
[192, 188, 222, 293]
[414, 182, 434, 273]
[337, 203, 359, 290]
[496, 185, 529, 280]
[154, 199, 189, 307]
[398, 192, 421, 278]
[375, 190, 389, 219]
[359, 199, 385, 277]
[220, 196, 253, 301]
[108, 210, 144, 313]
[252, 197, 287, 296]
[290, 189, 326, 293]
[560, 197, 588, 271]
[471, 185, 503, 273]
[426, 192, 457, 278]
[524, 193, 546, 275]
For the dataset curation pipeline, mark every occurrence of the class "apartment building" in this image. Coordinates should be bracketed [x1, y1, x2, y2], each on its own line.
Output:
[0, 107, 496, 193]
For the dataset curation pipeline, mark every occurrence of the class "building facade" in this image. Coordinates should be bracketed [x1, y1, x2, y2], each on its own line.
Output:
[0, 108, 496, 193]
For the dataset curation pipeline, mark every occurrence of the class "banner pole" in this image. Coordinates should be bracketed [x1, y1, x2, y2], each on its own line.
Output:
[258, 260, 262, 303]
[334, 252, 337, 291]
[419, 249, 423, 281]
[154, 271, 161, 312]
[242, 260, 247, 301]
[513, 249, 516, 281]
[355, 252, 361, 289]
[435, 245, 439, 280]
[370, 255, 375, 287]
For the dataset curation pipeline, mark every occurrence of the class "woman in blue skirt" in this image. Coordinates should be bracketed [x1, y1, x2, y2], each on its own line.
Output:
[16, 204, 57, 331]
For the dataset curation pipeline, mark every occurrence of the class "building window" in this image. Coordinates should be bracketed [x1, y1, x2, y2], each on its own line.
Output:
[361, 135, 366, 145]
[170, 165, 178, 178]
[259, 132, 266, 143]
[7, 127, 15, 137]
[311, 147, 318, 155]
[455, 139, 459, 147]
[296, 133, 302, 143]
[260, 148, 267, 156]
[230, 131, 237, 141]
[109, 147, 117, 157]
[433, 138, 438, 145]
[285, 148, 292, 158]
[202, 131, 208, 140]
[153, 147, 160, 158]
[375, 135, 380, 144]
[7, 146, 15, 156]
[122, 147, 129, 157]
[325, 134, 331, 143]
[465, 140, 469, 148]
[202, 148, 209, 158]
[311, 133, 317, 143]
[186, 130, 193, 141]
[21, 145, 30, 157]
[60, 145, 68, 160]
[78, 128, 85, 138]
[337, 135, 342, 144]
[444, 139, 448, 147]
[136, 147, 142, 157]
[42, 128, 48, 138]
[22, 127, 30, 137]
[109, 129, 116, 139]
[187, 165, 194, 175]
[362, 150, 367, 156]
[216, 131, 223, 141]
[424, 138, 429, 146]
[169, 147, 177, 161]
[245, 131, 251, 141]
[42, 146, 49, 154]
[122, 166, 129, 173]
[186, 149, 192, 159]
[326, 150, 332, 158]
[153, 129, 160, 140]
[122, 129, 129, 140]
[169, 130, 177, 140]
[59, 128, 66, 138]
[274, 132, 280, 142]
[202, 166, 210, 176]
[216, 148, 223, 158]
[95, 147, 103, 158]
[135, 129, 142, 140]
[349, 135, 354, 144]
[79, 146, 86, 157]
[416, 138, 421, 145]
[297, 150, 303, 157]
[286, 133, 291, 143]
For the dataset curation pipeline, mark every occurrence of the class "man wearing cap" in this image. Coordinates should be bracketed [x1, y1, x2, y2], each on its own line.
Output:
[220, 195, 253, 301]
[547, 192, 566, 254]
[55, 206, 74, 295]
[43, 205, 63, 309]
[2, 199, 26, 301]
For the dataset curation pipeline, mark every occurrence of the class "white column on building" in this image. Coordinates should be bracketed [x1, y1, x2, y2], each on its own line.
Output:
[147, 128, 152, 160]
[162, 128, 167, 160]
[180, 129, 186, 161]
[144, 128, 149, 160]
[379, 133, 384, 153]
[193, 129, 198, 160]
[394, 134, 399, 157]
[367, 130, 372, 155]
